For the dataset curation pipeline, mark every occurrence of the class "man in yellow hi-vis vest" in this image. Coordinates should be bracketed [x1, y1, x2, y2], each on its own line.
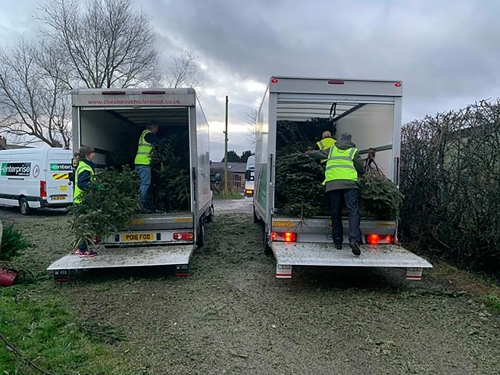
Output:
[308, 133, 364, 255]
[316, 130, 336, 163]
[73, 146, 98, 258]
[134, 122, 163, 213]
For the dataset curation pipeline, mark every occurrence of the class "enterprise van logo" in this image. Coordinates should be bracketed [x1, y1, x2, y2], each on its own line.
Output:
[1, 162, 32, 177]
[50, 163, 72, 172]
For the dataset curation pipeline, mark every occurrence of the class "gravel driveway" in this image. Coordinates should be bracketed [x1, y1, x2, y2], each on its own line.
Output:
[1, 200, 499, 374]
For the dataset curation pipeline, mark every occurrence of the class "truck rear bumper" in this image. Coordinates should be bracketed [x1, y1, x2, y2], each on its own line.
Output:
[272, 242, 432, 279]
[47, 245, 195, 277]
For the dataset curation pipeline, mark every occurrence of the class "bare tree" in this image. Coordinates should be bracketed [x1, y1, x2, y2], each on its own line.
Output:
[165, 50, 200, 88]
[0, 39, 71, 147]
[245, 107, 258, 145]
[41, 0, 161, 88]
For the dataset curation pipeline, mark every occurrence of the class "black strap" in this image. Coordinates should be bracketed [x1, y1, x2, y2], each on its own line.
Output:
[329, 102, 337, 119]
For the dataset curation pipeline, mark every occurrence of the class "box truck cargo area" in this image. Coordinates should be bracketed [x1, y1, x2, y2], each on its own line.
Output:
[253, 77, 432, 280]
[48, 88, 213, 280]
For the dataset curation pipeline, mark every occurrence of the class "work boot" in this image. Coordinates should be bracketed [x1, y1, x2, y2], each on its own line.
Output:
[334, 242, 343, 250]
[77, 249, 98, 258]
[349, 242, 361, 256]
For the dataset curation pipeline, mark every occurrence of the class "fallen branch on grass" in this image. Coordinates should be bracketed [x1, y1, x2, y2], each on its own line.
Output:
[0, 332, 52, 375]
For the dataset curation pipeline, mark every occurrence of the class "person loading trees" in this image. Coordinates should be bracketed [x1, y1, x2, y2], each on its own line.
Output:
[316, 130, 336, 163]
[134, 122, 163, 213]
[73, 146, 98, 258]
[308, 132, 364, 255]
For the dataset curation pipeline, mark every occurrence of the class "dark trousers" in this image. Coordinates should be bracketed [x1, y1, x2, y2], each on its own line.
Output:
[329, 188, 362, 244]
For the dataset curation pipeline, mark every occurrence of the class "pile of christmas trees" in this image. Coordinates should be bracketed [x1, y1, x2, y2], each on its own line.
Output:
[274, 118, 403, 219]
[70, 167, 139, 248]
[148, 131, 190, 212]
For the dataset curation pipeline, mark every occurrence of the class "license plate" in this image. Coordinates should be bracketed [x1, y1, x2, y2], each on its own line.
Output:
[52, 196, 66, 201]
[59, 185, 68, 192]
[121, 233, 155, 242]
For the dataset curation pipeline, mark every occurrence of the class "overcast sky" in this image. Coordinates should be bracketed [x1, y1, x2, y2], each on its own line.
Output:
[1, 0, 499, 161]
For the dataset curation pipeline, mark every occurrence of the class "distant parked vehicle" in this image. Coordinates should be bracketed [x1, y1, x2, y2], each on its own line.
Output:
[0, 148, 73, 214]
[244, 155, 255, 197]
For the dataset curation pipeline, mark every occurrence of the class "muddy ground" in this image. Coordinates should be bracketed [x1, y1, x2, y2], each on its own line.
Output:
[1, 200, 500, 375]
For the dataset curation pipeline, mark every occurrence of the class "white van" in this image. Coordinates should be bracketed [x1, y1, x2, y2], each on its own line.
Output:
[244, 155, 255, 197]
[0, 148, 73, 214]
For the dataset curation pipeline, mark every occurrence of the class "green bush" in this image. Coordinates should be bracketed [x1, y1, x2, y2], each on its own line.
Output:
[1, 225, 30, 261]
[400, 100, 500, 276]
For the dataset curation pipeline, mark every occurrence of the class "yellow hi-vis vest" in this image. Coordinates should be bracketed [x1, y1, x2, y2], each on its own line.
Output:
[73, 161, 94, 204]
[323, 146, 358, 185]
[316, 137, 336, 163]
[134, 130, 153, 165]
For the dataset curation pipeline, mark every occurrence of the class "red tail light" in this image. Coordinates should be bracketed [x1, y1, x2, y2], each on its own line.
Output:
[271, 78, 279, 84]
[271, 231, 297, 242]
[367, 234, 380, 244]
[40, 181, 47, 199]
[366, 234, 393, 245]
[328, 80, 345, 85]
[173, 232, 194, 240]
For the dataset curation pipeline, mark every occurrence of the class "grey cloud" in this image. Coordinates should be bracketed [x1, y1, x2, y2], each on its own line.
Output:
[147, 0, 500, 122]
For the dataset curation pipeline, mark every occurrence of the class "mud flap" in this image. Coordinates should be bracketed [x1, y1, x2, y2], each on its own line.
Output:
[175, 264, 190, 277]
[406, 267, 423, 280]
[276, 264, 292, 279]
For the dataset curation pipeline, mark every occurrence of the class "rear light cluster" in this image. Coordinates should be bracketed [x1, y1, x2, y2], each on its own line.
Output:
[40, 181, 47, 199]
[173, 232, 194, 241]
[271, 231, 297, 243]
[366, 234, 393, 245]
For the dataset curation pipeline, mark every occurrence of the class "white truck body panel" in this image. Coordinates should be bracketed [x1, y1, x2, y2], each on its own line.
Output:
[47, 88, 212, 278]
[254, 77, 431, 279]
[0, 148, 73, 213]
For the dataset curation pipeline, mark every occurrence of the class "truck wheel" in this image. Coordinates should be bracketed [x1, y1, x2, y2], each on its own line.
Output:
[263, 227, 272, 255]
[196, 217, 204, 247]
[19, 197, 30, 215]
[206, 204, 215, 223]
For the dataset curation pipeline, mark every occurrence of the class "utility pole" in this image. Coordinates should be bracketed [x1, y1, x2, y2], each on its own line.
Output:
[224, 95, 229, 195]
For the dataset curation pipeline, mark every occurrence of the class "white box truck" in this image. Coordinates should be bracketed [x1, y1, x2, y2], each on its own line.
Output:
[253, 76, 432, 279]
[47, 88, 214, 280]
[0, 148, 73, 214]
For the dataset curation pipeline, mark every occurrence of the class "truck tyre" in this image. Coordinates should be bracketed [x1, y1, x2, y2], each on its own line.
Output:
[196, 217, 204, 247]
[206, 204, 215, 223]
[263, 227, 272, 255]
[19, 197, 30, 215]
